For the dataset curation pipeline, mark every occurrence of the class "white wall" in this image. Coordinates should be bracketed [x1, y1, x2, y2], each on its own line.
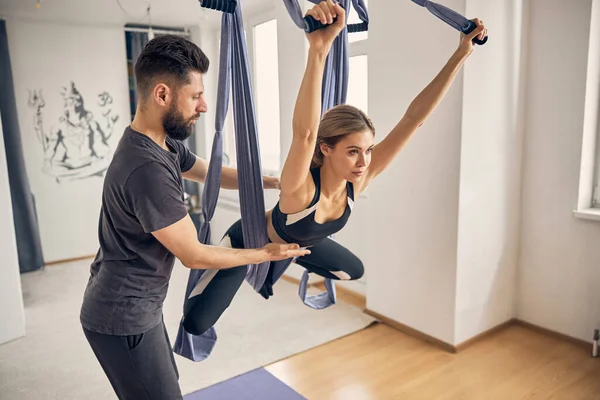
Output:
[454, 0, 525, 344]
[366, 0, 531, 346]
[366, 0, 466, 344]
[518, 0, 600, 342]
[7, 20, 130, 263]
[0, 111, 26, 345]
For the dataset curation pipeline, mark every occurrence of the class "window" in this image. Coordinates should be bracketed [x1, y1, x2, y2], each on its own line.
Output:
[588, 16, 600, 210]
[347, 2, 369, 200]
[253, 19, 281, 173]
[222, 94, 237, 168]
[347, 55, 368, 114]
[219, 21, 280, 174]
[573, 13, 600, 220]
[220, 29, 247, 169]
[593, 125, 600, 207]
[346, 0, 369, 115]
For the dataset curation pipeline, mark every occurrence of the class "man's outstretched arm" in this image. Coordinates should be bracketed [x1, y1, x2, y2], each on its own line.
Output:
[152, 214, 309, 269]
[183, 155, 280, 190]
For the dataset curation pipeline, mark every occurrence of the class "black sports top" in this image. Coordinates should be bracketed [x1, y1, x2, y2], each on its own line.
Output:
[271, 168, 354, 247]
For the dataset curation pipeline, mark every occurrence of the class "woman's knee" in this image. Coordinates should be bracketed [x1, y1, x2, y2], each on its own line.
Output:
[330, 259, 364, 281]
[349, 258, 364, 280]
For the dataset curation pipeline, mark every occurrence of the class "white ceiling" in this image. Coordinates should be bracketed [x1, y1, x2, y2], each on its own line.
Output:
[0, 0, 273, 29]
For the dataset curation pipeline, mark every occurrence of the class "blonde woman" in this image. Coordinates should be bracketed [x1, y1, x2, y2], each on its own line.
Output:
[183, 0, 487, 336]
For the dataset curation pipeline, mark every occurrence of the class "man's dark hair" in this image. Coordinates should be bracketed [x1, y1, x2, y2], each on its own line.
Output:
[134, 34, 209, 101]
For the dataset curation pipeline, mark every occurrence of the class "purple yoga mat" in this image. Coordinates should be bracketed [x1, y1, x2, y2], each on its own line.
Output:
[184, 368, 307, 400]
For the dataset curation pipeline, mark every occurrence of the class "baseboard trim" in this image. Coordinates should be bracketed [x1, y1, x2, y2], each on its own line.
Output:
[364, 309, 457, 353]
[279, 274, 302, 285]
[454, 318, 517, 351]
[513, 319, 592, 350]
[45, 254, 95, 266]
[359, 312, 594, 355]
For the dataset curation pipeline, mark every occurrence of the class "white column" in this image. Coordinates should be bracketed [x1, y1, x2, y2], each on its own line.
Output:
[455, 0, 525, 344]
[0, 111, 26, 345]
[367, 0, 466, 344]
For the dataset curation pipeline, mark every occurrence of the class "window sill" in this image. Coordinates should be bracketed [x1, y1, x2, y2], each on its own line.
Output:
[573, 208, 600, 221]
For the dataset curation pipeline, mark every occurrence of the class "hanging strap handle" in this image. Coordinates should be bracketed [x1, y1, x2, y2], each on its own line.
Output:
[411, 0, 488, 45]
[303, 15, 368, 33]
[283, 0, 369, 33]
[461, 20, 487, 45]
[302, 0, 369, 33]
[200, 0, 236, 13]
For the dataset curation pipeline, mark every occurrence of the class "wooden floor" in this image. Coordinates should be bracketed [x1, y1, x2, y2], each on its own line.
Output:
[266, 322, 600, 400]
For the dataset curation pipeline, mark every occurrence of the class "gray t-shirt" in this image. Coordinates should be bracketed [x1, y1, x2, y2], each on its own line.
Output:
[80, 126, 196, 335]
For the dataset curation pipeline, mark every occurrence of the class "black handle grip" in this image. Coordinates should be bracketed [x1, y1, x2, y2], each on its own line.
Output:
[200, 0, 237, 13]
[348, 21, 368, 33]
[303, 15, 336, 33]
[303, 15, 368, 34]
[462, 20, 488, 45]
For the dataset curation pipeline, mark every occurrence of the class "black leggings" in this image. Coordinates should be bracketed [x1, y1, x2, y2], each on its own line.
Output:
[182, 219, 364, 336]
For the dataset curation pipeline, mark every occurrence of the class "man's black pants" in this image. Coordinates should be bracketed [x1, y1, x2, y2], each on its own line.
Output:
[83, 319, 182, 400]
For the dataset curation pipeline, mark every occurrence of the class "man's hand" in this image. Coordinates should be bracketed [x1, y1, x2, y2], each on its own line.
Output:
[152, 214, 310, 269]
[263, 175, 281, 190]
[262, 243, 310, 261]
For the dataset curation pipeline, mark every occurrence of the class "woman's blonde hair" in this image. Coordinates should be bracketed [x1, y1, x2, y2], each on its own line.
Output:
[311, 104, 375, 168]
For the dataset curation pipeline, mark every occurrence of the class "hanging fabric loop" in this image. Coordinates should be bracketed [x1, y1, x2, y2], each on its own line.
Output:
[174, 1, 237, 362]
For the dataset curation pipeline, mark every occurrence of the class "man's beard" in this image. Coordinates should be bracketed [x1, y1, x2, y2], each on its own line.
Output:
[163, 103, 198, 141]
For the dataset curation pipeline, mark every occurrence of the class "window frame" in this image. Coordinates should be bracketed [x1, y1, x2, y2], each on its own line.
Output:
[218, 10, 278, 205]
[251, 17, 282, 176]
[592, 119, 600, 208]
[573, 7, 600, 221]
[347, 33, 369, 199]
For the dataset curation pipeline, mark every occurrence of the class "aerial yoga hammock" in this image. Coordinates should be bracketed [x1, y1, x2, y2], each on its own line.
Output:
[173, 0, 368, 362]
[174, 0, 486, 363]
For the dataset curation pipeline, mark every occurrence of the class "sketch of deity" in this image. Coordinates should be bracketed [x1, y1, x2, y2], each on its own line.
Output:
[28, 82, 119, 183]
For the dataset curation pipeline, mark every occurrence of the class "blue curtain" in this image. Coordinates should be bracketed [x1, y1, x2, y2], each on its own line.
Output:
[0, 20, 45, 273]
